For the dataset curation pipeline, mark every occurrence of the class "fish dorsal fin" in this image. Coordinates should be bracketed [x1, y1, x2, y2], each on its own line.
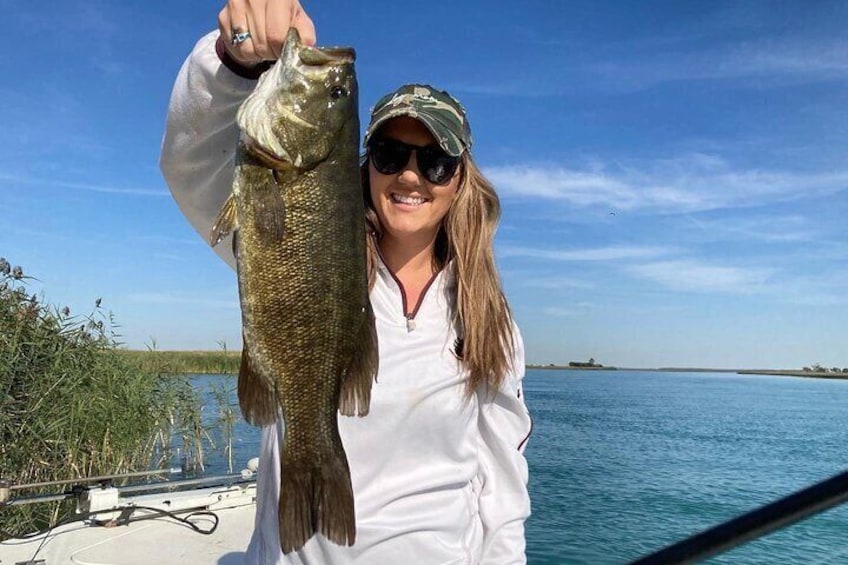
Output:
[209, 194, 238, 247]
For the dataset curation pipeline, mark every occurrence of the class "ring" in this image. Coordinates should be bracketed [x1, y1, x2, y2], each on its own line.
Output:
[231, 28, 251, 45]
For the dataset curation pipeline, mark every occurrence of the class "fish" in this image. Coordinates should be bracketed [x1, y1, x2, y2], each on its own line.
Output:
[209, 28, 378, 553]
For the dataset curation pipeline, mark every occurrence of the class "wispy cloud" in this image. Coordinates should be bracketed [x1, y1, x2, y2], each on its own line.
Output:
[763, 270, 848, 307]
[486, 155, 848, 214]
[0, 173, 168, 197]
[626, 260, 774, 294]
[135, 235, 205, 246]
[523, 276, 594, 290]
[682, 214, 819, 243]
[153, 253, 185, 261]
[127, 292, 238, 309]
[444, 81, 564, 98]
[500, 245, 673, 262]
[599, 38, 848, 89]
[447, 31, 848, 97]
[542, 306, 583, 318]
[15, 1, 124, 75]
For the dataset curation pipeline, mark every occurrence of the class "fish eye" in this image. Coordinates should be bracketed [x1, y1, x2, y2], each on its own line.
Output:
[330, 86, 348, 100]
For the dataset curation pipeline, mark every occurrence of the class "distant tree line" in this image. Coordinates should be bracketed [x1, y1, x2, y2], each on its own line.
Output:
[802, 364, 848, 374]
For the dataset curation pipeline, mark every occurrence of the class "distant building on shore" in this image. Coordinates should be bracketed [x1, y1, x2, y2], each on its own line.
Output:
[568, 357, 603, 368]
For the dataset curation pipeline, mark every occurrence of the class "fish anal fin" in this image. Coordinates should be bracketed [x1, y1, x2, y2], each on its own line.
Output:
[209, 194, 238, 247]
[339, 300, 378, 417]
[238, 341, 278, 426]
[277, 450, 355, 553]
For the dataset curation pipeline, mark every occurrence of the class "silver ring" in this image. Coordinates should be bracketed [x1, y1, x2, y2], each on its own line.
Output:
[231, 29, 251, 46]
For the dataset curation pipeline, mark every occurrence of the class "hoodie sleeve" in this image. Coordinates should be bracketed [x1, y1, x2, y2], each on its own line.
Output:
[476, 325, 533, 564]
[159, 31, 259, 270]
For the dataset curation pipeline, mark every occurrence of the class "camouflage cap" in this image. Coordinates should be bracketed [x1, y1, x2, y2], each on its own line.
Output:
[364, 84, 472, 157]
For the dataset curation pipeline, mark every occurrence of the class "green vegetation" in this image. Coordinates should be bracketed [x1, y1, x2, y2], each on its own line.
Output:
[802, 364, 848, 375]
[0, 259, 207, 538]
[118, 347, 241, 375]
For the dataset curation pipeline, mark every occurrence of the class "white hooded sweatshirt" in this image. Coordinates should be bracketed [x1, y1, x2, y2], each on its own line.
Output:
[159, 31, 532, 565]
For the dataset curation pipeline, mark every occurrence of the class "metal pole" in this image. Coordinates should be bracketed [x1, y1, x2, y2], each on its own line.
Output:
[1, 473, 252, 507]
[628, 468, 848, 564]
[7, 468, 182, 492]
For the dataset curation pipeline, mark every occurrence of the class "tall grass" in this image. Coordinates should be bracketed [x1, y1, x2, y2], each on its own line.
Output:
[119, 348, 241, 375]
[0, 259, 207, 538]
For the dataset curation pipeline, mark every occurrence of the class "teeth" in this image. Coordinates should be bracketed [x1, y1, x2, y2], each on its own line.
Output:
[392, 193, 426, 206]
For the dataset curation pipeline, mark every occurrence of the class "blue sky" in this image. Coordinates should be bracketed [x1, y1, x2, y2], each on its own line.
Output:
[2, 1, 845, 369]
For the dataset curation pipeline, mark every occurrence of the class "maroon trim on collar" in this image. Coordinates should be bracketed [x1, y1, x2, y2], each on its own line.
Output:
[215, 35, 273, 80]
[408, 271, 440, 319]
[374, 247, 441, 320]
[518, 414, 533, 452]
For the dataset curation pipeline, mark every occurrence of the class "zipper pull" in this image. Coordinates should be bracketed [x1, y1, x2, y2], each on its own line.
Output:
[406, 315, 416, 332]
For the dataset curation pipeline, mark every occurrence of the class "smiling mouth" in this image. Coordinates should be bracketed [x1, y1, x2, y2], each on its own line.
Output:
[391, 193, 429, 206]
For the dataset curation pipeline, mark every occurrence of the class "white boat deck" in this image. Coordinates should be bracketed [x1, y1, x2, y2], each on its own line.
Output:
[0, 482, 257, 564]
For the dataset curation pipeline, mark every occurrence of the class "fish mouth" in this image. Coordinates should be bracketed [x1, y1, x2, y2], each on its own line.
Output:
[299, 45, 356, 66]
[283, 26, 355, 66]
[243, 137, 295, 170]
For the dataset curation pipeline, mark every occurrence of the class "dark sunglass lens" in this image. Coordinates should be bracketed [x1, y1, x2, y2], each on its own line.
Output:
[370, 139, 410, 175]
[418, 148, 460, 184]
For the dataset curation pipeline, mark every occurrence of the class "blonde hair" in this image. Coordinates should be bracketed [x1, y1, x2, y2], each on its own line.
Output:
[361, 153, 516, 393]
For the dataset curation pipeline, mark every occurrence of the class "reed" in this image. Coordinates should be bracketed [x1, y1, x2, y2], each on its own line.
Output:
[118, 349, 241, 375]
[0, 260, 206, 538]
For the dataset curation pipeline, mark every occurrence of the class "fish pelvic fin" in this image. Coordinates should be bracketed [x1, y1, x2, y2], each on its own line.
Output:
[338, 299, 378, 417]
[209, 193, 238, 247]
[278, 450, 356, 553]
[237, 342, 278, 426]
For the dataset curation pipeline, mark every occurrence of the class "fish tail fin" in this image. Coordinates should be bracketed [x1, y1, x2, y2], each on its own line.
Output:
[278, 449, 355, 553]
[237, 342, 278, 426]
[339, 300, 378, 417]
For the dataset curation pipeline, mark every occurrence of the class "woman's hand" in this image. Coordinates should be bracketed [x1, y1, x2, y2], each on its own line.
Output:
[218, 0, 316, 68]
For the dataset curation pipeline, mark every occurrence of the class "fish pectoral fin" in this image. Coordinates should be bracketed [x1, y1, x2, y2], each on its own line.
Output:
[238, 342, 278, 426]
[339, 300, 378, 417]
[255, 171, 287, 241]
[209, 194, 238, 247]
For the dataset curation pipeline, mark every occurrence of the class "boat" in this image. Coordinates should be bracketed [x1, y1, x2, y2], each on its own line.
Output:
[0, 461, 258, 564]
[4, 458, 846, 564]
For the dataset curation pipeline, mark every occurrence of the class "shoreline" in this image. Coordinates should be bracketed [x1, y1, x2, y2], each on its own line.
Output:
[526, 365, 848, 380]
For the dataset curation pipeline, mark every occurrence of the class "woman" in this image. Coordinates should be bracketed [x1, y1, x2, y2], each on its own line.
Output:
[160, 1, 531, 563]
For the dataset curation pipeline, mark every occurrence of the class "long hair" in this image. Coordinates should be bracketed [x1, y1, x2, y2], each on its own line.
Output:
[361, 152, 516, 393]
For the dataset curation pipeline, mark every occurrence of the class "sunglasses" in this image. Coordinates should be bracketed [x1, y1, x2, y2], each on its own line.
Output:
[368, 138, 461, 185]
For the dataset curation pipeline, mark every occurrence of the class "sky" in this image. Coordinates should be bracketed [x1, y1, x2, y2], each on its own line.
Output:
[1, 1, 846, 369]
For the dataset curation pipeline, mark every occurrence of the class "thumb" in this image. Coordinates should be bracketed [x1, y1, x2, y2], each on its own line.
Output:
[292, 3, 316, 46]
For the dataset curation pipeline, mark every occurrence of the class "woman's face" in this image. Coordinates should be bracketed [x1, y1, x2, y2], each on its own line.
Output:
[368, 116, 461, 248]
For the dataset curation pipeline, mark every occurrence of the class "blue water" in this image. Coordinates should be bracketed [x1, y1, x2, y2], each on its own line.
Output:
[191, 370, 848, 564]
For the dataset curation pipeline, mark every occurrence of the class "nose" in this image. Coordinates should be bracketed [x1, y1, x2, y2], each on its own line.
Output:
[397, 152, 423, 185]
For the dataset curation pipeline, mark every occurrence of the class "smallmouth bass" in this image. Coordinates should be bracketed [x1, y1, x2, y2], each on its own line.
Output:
[210, 28, 378, 554]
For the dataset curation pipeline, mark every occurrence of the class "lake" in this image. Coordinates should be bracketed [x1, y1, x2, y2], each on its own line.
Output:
[191, 369, 848, 564]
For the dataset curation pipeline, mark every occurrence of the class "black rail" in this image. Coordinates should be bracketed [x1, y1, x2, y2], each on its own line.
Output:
[629, 468, 848, 564]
